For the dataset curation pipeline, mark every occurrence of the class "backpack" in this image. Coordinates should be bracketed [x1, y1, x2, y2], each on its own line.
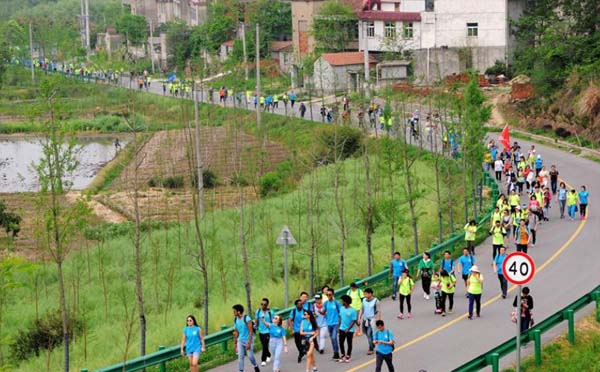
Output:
[255, 309, 273, 329]
[233, 314, 252, 333]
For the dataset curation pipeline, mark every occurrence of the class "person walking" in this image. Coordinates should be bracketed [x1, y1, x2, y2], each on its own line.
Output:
[232, 304, 261, 372]
[464, 220, 478, 255]
[494, 157, 504, 181]
[439, 270, 456, 316]
[528, 207, 540, 247]
[492, 246, 508, 298]
[489, 220, 507, 260]
[300, 310, 319, 372]
[513, 287, 534, 333]
[373, 320, 395, 372]
[549, 165, 559, 194]
[439, 250, 456, 278]
[357, 288, 380, 355]
[255, 298, 274, 366]
[567, 189, 578, 221]
[578, 185, 589, 220]
[466, 266, 484, 319]
[457, 248, 476, 296]
[514, 218, 531, 253]
[313, 294, 328, 354]
[321, 288, 341, 361]
[299, 102, 307, 118]
[338, 295, 358, 363]
[262, 314, 288, 372]
[416, 252, 434, 300]
[289, 299, 306, 363]
[396, 269, 415, 319]
[180, 315, 206, 372]
[346, 283, 364, 312]
[389, 252, 407, 301]
[557, 182, 567, 218]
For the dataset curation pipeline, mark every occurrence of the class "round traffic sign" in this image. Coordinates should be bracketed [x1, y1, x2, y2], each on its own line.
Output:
[502, 252, 535, 285]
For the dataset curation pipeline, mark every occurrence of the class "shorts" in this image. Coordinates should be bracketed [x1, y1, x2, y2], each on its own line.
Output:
[462, 274, 469, 282]
[186, 350, 200, 357]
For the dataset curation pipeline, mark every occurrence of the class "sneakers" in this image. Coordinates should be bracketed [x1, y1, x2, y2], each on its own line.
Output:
[254, 367, 260, 372]
[448, 309, 453, 314]
[425, 294, 430, 300]
[332, 353, 340, 361]
[297, 355, 303, 363]
[392, 295, 396, 301]
[261, 362, 266, 367]
[338, 355, 346, 363]
[266, 357, 271, 363]
[407, 313, 412, 319]
[342, 356, 352, 363]
[319, 349, 324, 354]
[397, 313, 404, 319]
[441, 312, 446, 317]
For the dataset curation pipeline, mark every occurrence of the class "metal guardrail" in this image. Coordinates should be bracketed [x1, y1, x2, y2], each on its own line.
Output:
[452, 285, 600, 372]
[85, 173, 499, 372]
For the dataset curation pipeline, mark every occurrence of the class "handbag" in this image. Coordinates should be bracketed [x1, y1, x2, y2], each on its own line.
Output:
[510, 310, 517, 323]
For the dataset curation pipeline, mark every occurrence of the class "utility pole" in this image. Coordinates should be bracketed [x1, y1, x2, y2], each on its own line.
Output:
[255, 23, 261, 130]
[363, 21, 370, 97]
[29, 22, 35, 84]
[84, 0, 90, 61]
[193, 84, 204, 217]
[149, 19, 156, 74]
[241, 22, 249, 82]
[80, 0, 86, 49]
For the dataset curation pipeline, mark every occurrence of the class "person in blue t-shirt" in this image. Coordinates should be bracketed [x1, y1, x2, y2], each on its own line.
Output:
[262, 314, 288, 372]
[320, 289, 342, 360]
[288, 299, 306, 363]
[339, 295, 358, 363]
[457, 248, 476, 294]
[578, 185, 589, 220]
[180, 315, 205, 372]
[439, 250, 455, 277]
[373, 320, 395, 372]
[492, 246, 508, 298]
[254, 298, 274, 366]
[389, 252, 407, 301]
[232, 304, 260, 372]
[558, 182, 568, 218]
[300, 310, 320, 372]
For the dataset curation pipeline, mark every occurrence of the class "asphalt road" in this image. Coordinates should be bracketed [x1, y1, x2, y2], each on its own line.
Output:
[94, 74, 600, 371]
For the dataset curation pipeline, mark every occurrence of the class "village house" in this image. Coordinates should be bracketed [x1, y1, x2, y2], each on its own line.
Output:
[313, 52, 376, 93]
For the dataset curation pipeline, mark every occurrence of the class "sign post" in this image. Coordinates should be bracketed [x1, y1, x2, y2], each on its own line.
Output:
[276, 225, 296, 308]
[502, 252, 536, 372]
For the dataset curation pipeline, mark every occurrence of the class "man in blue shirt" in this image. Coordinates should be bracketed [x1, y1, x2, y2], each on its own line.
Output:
[321, 288, 342, 361]
[288, 299, 305, 363]
[439, 250, 455, 277]
[232, 304, 260, 372]
[492, 246, 508, 298]
[457, 248, 476, 294]
[389, 252, 407, 301]
[254, 298, 273, 366]
[357, 288, 380, 355]
[339, 295, 358, 363]
[578, 185, 589, 220]
[373, 320, 395, 372]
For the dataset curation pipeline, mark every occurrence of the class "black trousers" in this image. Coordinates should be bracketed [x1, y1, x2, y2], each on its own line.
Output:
[375, 352, 395, 372]
[421, 275, 431, 295]
[497, 274, 508, 297]
[441, 292, 454, 312]
[293, 332, 304, 358]
[516, 243, 528, 254]
[492, 244, 503, 260]
[339, 331, 354, 357]
[259, 332, 271, 362]
[398, 294, 412, 313]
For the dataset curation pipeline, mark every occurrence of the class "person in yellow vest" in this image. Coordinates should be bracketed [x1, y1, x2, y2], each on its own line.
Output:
[489, 220, 506, 260]
[396, 269, 414, 319]
[259, 95, 265, 109]
[346, 282, 363, 312]
[379, 115, 385, 130]
[490, 206, 502, 227]
[464, 220, 478, 255]
[439, 269, 456, 316]
[566, 189, 578, 220]
[466, 265, 483, 319]
[509, 190, 520, 213]
[273, 94, 279, 108]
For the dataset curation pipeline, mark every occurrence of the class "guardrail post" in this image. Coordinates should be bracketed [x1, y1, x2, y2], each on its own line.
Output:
[564, 309, 575, 344]
[158, 345, 166, 372]
[532, 329, 542, 365]
[592, 291, 600, 323]
[487, 352, 500, 372]
[220, 325, 229, 352]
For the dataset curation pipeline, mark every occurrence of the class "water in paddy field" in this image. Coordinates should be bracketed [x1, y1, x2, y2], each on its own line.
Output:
[0, 136, 130, 193]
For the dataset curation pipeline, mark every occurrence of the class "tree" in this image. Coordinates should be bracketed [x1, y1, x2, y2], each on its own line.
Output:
[33, 78, 90, 372]
[312, 0, 357, 53]
[0, 201, 21, 238]
[116, 13, 148, 48]
[190, 1, 239, 55]
[165, 21, 192, 70]
[247, 0, 292, 42]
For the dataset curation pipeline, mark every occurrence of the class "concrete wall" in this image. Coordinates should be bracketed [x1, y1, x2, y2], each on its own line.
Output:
[313, 57, 363, 93]
[359, 20, 421, 51]
[292, 0, 326, 58]
[379, 64, 408, 80]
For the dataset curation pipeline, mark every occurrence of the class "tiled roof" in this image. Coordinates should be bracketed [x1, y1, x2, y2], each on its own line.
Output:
[321, 52, 376, 66]
[358, 11, 421, 22]
[270, 41, 293, 52]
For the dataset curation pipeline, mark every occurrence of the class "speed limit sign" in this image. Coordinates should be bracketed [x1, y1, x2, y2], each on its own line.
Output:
[502, 252, 535, 285]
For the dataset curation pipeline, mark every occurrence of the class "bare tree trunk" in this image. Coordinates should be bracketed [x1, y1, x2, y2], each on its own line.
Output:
[132, 130, 146, 357]
[57, 261, 69, 372]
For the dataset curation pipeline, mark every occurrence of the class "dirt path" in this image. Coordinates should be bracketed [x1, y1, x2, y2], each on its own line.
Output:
[489, 89, 510, 126]
[66, 192, 127, 223]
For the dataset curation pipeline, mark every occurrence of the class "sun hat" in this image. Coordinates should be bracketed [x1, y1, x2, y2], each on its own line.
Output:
[470, 265, 480, 273]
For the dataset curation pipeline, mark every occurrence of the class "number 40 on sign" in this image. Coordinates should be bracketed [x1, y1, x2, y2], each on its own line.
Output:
[502, 252, 535, 285]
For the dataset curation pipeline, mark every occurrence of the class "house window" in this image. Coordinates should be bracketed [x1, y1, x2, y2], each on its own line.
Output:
[385, 22, 396, 38]
[403, 22, 413, 39]
[395, 3, 400, 11]
[467, 22, 478, 37]
[366, 21, 375, 38]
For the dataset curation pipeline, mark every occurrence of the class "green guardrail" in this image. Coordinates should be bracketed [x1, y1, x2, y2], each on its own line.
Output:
[85, 172, 499, 372]
[452, 285, 600, 372]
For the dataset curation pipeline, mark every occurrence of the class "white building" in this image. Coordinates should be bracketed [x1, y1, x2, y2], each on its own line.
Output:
[357, 0, 523, 82]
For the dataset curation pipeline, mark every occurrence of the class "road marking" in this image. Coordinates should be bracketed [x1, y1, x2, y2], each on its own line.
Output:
[346, 193, 587, 371]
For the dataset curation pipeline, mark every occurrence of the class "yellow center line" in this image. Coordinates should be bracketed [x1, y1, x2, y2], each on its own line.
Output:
[347, 179, 587, 372]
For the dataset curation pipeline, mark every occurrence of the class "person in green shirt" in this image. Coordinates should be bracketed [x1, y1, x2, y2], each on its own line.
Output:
[489, 220, 506, 260]
[567, 189, 578, 220]
[439, 270, 456, 316]
[396, 270, 415, 319]
[346, 283, 364, 312]
[416, 252, 434, 300]
[467, 266, 484, 319]
[464, 220, 478, 255]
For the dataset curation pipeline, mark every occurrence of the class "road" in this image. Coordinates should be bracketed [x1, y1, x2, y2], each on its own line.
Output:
[62, 71, 600, 371]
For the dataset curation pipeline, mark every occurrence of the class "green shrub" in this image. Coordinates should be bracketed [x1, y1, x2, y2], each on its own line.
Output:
[260, 172, 283, 197]
[191, 169, 219, 189]
[163, 176, 184, 189]
[148, 176, 162, 188]
[317, 126, 363, 163]
[10, 310, 82, 362]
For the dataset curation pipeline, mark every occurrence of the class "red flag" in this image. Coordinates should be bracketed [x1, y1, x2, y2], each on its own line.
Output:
[499, 124, 510, 150]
